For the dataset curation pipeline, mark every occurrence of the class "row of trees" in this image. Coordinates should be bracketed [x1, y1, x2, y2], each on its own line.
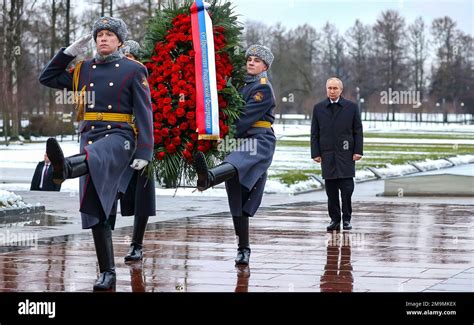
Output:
[1, 0, 167, 141]
[245, 12, 473, 120]
[0, 0, 472, 141]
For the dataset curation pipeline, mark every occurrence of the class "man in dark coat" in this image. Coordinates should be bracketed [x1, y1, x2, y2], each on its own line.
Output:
[38, 17, 153, 290]
[311, 77, 363, 231]
[194, 44, 276, 266]
[30, 153, 61, 191]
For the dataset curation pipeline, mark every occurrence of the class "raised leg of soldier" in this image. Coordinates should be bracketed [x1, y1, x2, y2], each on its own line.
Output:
[46, 138, 88, 185]
[193, 151, 236, 191]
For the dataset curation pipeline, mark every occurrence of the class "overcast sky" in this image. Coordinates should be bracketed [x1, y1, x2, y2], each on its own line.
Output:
[74, 0, 472, 35]
[232, 0, 472, 35]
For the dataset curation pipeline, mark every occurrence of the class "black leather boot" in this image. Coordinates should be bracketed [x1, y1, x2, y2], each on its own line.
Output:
[194, 151, 236, 191]
[124, 216, 149, 262]
[233, 216, 251, 265]
[47, 138, 88, 184]
[92, 222, 116, 291]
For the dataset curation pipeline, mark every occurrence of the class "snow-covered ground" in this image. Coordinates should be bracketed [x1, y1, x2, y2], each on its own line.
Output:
[0, 190, 32, 208]
[1, 123, 473, 196]
[274, 121, 474, 136]
[280, 136, 474, 145]
[0, 138, 79, 169]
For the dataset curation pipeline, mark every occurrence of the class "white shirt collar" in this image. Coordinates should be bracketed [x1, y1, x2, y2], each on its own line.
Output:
[330, 97, 340, 104]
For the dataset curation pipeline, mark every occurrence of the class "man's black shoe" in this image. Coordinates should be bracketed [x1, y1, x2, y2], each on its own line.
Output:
[124, 243, 143, 262]
[93, 271, 116, 291]
[235, 248, 251, 265]
[343, 221, 352, 230]
[326, 221, 341, 231]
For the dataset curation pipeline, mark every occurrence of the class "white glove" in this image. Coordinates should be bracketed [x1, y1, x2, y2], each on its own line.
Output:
[64, 34, 92, 57]
[130, 159, 149, 170]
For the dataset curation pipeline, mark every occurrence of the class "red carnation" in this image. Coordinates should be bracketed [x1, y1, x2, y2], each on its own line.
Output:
[171, 128, 181, 137]
[168, 115, 177, 125]
[166, 144, 177, 153]
[176, 107, 186, 117]
[182, 149, 192, 161]
[180, 122, 189, 131]
[160, 128, 169, 137]
[154, 134, 163, 144]
[186, 111, 195, 120]
[156, 151, 166, 160]
[172, 136, 181, 146]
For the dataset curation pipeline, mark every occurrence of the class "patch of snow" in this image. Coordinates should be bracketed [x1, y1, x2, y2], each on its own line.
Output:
[355, 169, 377, 181]
[273, 120, 474, 137]
[278, 136, 474, 145]
[265, 178, 322, 194]
[372, 164, 419, 178]
[366, 138, 474, 145]
[0, 140, 79, 168]
[412, 159, 452, 171]
[0, 190, 31, 209]
[449, 155, 474, 165]
[273, 124, 311, 137]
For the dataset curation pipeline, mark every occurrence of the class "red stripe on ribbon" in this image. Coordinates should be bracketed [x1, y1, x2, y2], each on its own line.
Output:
[191, 1, 205, 135]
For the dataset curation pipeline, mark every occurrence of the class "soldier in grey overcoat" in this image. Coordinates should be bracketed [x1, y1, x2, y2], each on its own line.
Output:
[39, 17, 153, 290]
[194, 44, 276, 266]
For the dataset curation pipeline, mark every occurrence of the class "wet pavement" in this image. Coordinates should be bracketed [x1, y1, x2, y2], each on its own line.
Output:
[0, 200, 472, 292]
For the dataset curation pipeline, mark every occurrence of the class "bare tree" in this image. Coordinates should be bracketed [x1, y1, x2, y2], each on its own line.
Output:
[346, 19, 374, 108]
[287, 24, 321, 117]
[1, 0, 8, 143]
[373, 10, 407, 120]
[268, 23, 293, 115]
[243, 20, 271, 48]
[4, 0, 26, 141]
[65, 0, 70, 44]
[407, 17, 428, 121]
[431, 17, 473, 121]
[115, 1, 151, 41]
[321, 23, 348, 81]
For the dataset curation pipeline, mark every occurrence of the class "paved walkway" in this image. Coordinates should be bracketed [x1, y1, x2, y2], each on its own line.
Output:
[0, 196, 472, 292]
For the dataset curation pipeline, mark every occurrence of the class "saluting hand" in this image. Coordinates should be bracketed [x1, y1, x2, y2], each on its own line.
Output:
[64, 34, 92, 57]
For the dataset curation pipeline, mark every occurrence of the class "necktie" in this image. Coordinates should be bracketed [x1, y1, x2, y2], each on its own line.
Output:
[41, 164, 49, 188]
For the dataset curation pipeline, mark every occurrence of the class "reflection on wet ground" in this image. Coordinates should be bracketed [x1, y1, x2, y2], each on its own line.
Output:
[0, 201, 472, 292]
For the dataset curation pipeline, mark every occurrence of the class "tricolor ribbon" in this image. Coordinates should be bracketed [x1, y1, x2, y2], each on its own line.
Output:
[191, 0, 220, 140]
